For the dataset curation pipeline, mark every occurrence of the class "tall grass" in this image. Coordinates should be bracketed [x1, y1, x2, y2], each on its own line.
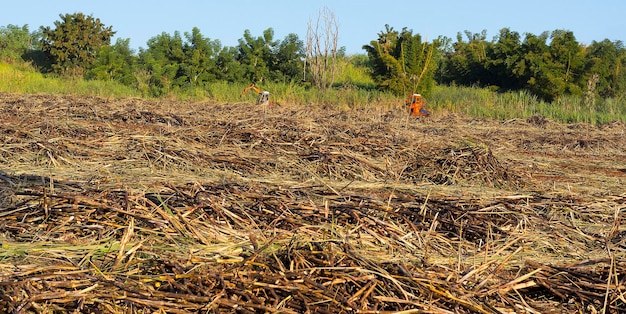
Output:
[202, 80, 396, 111]
[333, 55, 376, 90]
[0, 62, 139, 98]
[2, 62, 625, 124]
[430, 84, 626, 124]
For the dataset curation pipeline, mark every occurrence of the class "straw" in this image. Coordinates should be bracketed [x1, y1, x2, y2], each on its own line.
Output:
[0, 92, 624, 313]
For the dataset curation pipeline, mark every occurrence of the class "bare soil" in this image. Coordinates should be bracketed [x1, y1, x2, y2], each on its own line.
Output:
[0, 92, 625, 313]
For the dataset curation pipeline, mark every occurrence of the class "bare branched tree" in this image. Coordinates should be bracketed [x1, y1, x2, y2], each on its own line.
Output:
[305, 7, 339, 90]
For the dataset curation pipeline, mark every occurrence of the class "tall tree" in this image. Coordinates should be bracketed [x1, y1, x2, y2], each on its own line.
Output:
[306, 6, 340, 90]
[40, 13, 115, 76]
[517, 32, 552, 101]
[180, 27, 222, 87]
[441, 30, 491, 87]
[514, 30, 585, 101]
[137, 31, 184, 95]
[274, 33, 305, 82]
[87, 38, 136, 86]
[439, 27, 626, 102]
[214, 46, 241, 82]
[363, 25, 440, 96]
[234, 28, 305, 83]
[487, 28, 523, 90]
[546, 30, 585, 96]
[0, 24, 38, 63]
[584, 39, 626, 98]
[237, 28, 277, 83]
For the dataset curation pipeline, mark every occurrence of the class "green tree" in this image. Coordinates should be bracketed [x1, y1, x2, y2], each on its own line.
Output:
[237, 28, 277, 83]
[273, 33, 305, 82]
[515, 30, 585, 102]
[441, 30, 491, 87]
[487, 28, 523, 90]
[137, 31, 184, 95]
[438, 27, 625, 102]
[0, 24, 37, 62]
[235, 28, 305, 84]
[363, 25, 441, 96]
[40, 13, 115, 76]
[138, 27, 245, 95]
[180, 27, 222, 87]
[214, 46, 241, 82]
[515, 32, 552, 101]
[546, 30, 585, 96]
[86, 38, 136, 85]
[584, 39, 626, 98]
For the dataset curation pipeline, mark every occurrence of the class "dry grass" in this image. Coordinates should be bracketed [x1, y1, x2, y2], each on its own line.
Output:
[0, 92, 625, 313]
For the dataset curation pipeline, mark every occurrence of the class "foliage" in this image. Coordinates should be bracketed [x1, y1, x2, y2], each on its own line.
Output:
[515, 30, 586, 101]
[274, 33, 305, 82]
[485, 28, 523, 90]
[0, 24, 36, 62]
[363, 25, 441, 96]
[180, 27, 223, 86]
[3, 12, 626, 124]
[439, 28, 626, 103]
[133, 27, 304, 96]
[0, 24, 46, 69]
[0, 62, 138, 97]
[333, 54, 376, 89]
[237, 28, 276, 83]
[547, 30, 585, 96]
[584, 39, 626, 98]
[237, 28, 304, 84]
[40, 13, 115, 77]
[86, 38, 136, 86]
[441, 30, 491, 87]
[213, 46, 241, 82]
[137, 30, 184, 96]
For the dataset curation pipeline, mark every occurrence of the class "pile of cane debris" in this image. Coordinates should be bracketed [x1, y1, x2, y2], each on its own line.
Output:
[0, 92, 625, 313]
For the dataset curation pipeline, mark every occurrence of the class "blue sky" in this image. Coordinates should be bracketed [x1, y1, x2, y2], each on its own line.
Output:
[3, 0, 624, 54]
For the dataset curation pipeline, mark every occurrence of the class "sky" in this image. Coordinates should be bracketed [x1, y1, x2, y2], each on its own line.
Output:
[2, 0, 625, 55]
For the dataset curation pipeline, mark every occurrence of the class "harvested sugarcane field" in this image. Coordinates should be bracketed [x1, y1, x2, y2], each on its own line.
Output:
[0, 92, 625, 313]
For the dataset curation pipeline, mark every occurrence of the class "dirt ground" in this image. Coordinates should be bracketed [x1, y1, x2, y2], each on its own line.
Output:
[0, 92, 625, 313]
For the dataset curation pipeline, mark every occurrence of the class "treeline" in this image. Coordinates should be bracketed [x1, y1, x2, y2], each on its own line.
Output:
[438, 28, 626, 102]
[1, 13, 625, 103]
[1, 13, 309, 98]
